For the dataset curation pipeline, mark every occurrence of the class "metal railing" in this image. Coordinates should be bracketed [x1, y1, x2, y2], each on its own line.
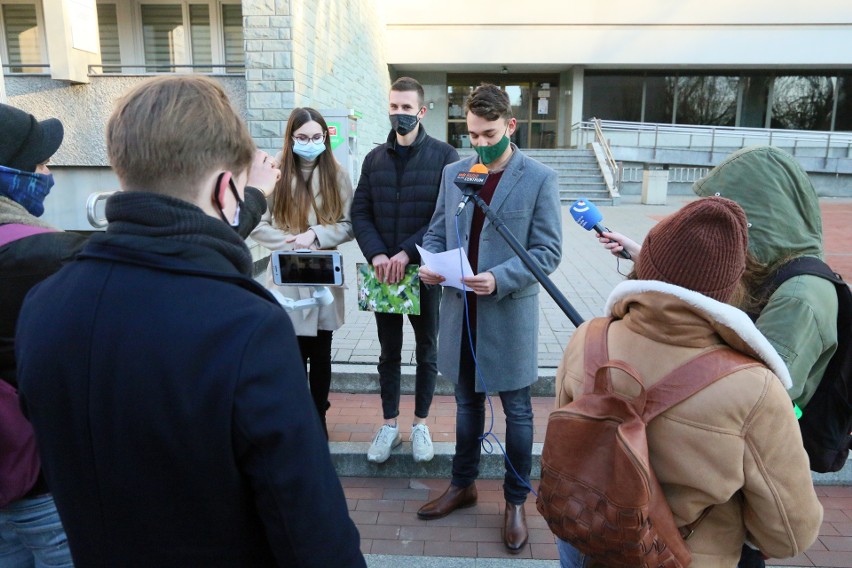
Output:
[573, 120, 852, 163]
[1, 63, 50, 74]
[88, 64, 245, 75]
[621, 166, 710, 184]
[592, 118, 622, 196]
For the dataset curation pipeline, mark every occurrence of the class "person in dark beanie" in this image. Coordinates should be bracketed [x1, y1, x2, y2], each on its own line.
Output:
[554, 198, 822, 567]
[0, 103, 77, 568]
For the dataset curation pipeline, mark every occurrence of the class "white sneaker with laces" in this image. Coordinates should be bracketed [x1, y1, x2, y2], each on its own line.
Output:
[367, 424, 402, 463]
[410, 423, 434, 463]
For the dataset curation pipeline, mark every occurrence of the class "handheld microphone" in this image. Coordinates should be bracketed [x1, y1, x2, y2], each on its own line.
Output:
[569, 199, 631, 259]
[454, 163, 489, 216]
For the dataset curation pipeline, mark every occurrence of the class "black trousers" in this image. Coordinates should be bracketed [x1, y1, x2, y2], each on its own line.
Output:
[297, 330, 333, 437]
[374, 283, 441, 421]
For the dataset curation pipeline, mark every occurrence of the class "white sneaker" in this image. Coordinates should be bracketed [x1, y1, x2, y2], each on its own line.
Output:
[367, 424, 402, 463]
[410, 423, 434, 463]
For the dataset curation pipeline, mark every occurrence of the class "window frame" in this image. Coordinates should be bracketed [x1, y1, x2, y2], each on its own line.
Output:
[95, 0, 241, 74]
[0, 0, 49, 74]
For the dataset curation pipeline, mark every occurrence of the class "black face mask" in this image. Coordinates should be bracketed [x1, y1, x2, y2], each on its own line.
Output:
[213, 172, 244, 232]
[390, 113, 420, 136]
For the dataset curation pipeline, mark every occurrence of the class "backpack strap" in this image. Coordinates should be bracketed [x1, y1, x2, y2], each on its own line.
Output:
[643, 348, 763, 423]
[0, 223, 55, 247]
[749, 257, 845, 320]
[770, 256, 844, 288]
[582, 317, 615, 395]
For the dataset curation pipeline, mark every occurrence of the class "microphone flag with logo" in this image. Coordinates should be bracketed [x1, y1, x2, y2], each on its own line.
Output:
[455, 163, 489, 216]
[570, 198, 631, 259]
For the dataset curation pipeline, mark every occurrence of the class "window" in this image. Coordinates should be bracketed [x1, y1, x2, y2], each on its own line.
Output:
[674, 76, 738, 127]
[446, 75, 559, 149]
[220, 3, 242, 72]
[0, 1, 47, 73]
[770, 75, 834, 131]
[583, 74, 643, 122]
[835, 74, 852, 132]
[95, 1, 243, 73]
[96, 3, 121, 71]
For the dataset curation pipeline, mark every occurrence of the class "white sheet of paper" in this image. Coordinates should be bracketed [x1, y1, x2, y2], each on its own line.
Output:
[416, 244, 475, 291]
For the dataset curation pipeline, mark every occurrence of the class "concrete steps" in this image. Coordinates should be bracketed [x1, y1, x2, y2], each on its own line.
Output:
[459, 149, 614, 205]
[523, 149, 613, 205]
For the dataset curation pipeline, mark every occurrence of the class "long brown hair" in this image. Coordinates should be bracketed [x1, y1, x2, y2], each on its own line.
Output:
[738, 251, 800, 315]
[272, 107, 343, 233]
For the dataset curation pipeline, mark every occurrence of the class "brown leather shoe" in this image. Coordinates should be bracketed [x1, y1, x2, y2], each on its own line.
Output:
[416, 483, 477, 520]
[503, 503, 528, 553]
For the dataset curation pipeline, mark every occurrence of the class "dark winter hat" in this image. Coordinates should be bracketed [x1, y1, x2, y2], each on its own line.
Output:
[0, 103, 64, 172]
[635, 197, 749, 302]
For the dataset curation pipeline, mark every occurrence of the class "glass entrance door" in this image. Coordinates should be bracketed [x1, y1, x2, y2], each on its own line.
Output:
[447, 75, 559, 149]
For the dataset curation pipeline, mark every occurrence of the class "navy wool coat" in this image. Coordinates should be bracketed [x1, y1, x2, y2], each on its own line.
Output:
[16, 229, 364, 568]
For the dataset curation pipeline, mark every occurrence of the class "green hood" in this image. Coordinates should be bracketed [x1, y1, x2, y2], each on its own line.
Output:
[692, 145, 823, 265]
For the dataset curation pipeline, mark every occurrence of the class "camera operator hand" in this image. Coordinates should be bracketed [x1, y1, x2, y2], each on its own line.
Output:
[246, 150, 281, 198]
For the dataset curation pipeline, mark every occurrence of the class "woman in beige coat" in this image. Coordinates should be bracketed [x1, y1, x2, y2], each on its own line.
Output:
[251, 107, 354, 438]
[554, 197, 822, 567]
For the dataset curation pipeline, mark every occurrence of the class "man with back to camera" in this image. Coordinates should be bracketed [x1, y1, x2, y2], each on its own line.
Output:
[417, 83, 562, 553]
[15, 75, 365, 567]
[351, 76, 459, 464]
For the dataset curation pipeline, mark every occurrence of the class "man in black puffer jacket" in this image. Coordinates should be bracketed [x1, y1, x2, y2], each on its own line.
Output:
[352, 76, 459, 465]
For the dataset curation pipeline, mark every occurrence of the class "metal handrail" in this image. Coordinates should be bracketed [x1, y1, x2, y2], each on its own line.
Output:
[573, 120, 852, 161]
[592, 118, 622, 197]
[88, 64, 245, 75]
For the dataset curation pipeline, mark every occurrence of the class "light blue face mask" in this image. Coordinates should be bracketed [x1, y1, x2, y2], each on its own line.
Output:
[292, 141, 326, 161]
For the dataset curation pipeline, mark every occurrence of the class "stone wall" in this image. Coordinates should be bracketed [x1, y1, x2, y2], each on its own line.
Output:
[244, 0, 391, 158]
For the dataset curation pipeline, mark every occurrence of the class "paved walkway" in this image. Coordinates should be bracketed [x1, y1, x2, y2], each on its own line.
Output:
[344, 480, 852, 567]
[333, 195, 852, 369]
[327, 194, 852, 566]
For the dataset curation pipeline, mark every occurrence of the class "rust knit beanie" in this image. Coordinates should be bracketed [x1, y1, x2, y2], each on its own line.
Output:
[635, 197, 749, 302]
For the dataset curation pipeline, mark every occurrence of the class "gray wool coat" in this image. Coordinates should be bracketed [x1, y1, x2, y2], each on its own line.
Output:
[422, 147, 562, 392]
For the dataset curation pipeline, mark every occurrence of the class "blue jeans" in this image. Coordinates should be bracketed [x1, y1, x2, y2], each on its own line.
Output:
[451, 325, 533, 504]
[375, 283, 441, 420]
[0, 494, 73, 567]
[557, 538, 586, 568]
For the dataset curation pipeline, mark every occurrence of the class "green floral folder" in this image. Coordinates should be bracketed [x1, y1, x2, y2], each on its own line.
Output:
[356, 263, 421, 315]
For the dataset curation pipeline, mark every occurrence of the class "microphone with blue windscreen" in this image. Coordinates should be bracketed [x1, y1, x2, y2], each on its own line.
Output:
[570, 199, 632, 259]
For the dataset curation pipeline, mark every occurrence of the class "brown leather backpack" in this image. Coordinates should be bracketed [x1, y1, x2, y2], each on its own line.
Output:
[537, 317, 760, 568]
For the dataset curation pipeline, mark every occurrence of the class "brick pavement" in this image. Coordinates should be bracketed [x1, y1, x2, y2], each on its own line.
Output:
[343, 477, 852, 566]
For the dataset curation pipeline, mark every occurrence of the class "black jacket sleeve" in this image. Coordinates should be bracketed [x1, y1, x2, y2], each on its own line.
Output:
[396, 145, 460, 261]
[236, 186, 268, 240]
[350, 154, 388, 263]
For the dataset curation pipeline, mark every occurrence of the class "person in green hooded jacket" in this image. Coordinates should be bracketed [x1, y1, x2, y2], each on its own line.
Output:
[601, 145, 838, 411]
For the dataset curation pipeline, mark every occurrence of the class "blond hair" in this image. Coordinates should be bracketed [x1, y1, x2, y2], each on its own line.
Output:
[106, 75, 255, 196]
